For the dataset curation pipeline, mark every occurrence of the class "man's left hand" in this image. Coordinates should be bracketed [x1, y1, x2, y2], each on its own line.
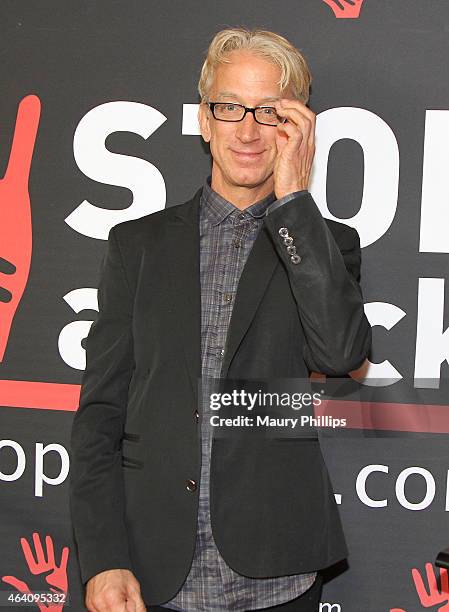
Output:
[273, 98, 316, 199]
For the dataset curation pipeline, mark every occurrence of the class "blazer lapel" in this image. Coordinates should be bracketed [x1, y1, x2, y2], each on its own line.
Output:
[221, 225, 279, 377]
[165, 190, 202, 403]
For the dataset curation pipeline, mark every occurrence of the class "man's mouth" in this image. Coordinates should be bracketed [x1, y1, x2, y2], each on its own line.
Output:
[230, 149, 265, 161]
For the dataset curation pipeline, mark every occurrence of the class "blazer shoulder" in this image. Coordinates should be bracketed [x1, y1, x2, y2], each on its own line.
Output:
[110, 188, 202, 246]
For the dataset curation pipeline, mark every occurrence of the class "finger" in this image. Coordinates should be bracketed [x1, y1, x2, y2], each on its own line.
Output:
[85, 600, 99, 612]
[45, 535, 55, 566]
[278, 98, 315, 122]
[4, 95, 41, 185]
[125, 584, 145, 611]
[425, 562, 439, 593]
[278, 104, 315, 142]
[127, 595, 146, 612]
[88, 591, 128, 612]
[440, 567, 449, 592]
[276, 120, 306, 151]
[276, 110, 310, 137]
[59, 546, 70, 570]
[275, 124, 289, 153]
[33, 532, 46, 565]
[21, 537, 38, 571]
[275, 123, 297, 156]
[86, 598, 111, 612]
[84, 595, 99, 612]
[132, 594, 146, 611]
[411, 568, 428, 598]
[278, 108, 316, 146]
[276, 114, 306, 139]
[275, 105, 314, 148]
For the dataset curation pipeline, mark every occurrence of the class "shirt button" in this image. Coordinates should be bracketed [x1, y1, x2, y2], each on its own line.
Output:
[219, 348, 225, 357]
[194, 410, 199, 422]
[186, 479, 197, 492]
[224, 293, 233, 304]
[238, 213, 245, 220]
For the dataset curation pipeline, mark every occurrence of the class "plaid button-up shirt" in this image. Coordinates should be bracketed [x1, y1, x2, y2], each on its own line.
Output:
[164, 181, 316, 611]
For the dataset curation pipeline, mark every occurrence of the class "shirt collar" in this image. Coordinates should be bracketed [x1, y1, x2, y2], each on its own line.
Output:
[201, 177, 275, 227]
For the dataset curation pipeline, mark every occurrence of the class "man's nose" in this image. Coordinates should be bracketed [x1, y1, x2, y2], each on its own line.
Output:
[235, 111, 260, 142]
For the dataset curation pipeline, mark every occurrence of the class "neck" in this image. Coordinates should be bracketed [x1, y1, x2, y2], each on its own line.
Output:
[210, 175, 273, 210]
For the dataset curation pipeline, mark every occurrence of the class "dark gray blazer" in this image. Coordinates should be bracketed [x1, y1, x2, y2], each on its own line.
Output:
[70, 189, 371, 606]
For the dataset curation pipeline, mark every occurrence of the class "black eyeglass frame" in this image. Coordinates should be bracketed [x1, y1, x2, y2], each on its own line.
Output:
[207, 102, 283, 126]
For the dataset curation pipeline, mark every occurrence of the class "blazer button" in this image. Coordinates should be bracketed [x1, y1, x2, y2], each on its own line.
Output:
[186, 479, 197, 492]
[278, 227, 289, 237]
[194, 410, 199, 422]
[291, 254, 302, 264]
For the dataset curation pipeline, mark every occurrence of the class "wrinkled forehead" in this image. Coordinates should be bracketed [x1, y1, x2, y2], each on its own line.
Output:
[214, 90, 281, 104]
[208, 51, 286, 101]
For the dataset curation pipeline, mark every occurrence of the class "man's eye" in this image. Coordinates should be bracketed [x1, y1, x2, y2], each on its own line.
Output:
[259, 107, 276, 115]
[224, 104, 238, 111]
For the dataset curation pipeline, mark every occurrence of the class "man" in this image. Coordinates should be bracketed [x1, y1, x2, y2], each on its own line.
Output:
[70, 28, 371, 611]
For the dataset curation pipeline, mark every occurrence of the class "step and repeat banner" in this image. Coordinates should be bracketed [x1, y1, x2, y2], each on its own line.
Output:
[0, 1, 448, 610]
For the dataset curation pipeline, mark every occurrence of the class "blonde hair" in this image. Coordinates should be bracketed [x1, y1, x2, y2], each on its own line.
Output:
[198, 28, 311, 104]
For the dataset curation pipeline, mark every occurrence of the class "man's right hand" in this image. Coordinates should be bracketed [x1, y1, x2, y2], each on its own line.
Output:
[85, 569, 146, 611]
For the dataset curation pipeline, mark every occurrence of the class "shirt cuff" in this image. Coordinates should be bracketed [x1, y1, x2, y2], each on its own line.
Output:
[266, 190, 309, 216]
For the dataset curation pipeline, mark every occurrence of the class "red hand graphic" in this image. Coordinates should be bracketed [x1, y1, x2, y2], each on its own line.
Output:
[2, 533, 69, 611]
[412, 563, 449, 610]
[0, 94, 41, 362]
[322, 0, 364, 18]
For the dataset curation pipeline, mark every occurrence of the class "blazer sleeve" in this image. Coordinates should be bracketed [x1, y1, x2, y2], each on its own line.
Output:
[264, 192, 371, 375]
[70, 226, 134, 585]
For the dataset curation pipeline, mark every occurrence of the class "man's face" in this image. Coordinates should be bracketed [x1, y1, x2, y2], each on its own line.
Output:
[199, 51, 288, 204]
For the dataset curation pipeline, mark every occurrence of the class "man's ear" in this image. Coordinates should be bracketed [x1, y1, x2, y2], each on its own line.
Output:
[198, 103, 211, 143]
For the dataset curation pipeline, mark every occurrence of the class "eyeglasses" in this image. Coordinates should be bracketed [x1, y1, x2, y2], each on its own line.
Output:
[207, 102, 283, 126]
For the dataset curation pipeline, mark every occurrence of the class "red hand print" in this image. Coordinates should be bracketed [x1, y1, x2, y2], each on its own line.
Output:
[412, 563, 449, 610]
[322, 0, 364, 19]
[0, 95, 41, 362]
[2, 533, 69, 611]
